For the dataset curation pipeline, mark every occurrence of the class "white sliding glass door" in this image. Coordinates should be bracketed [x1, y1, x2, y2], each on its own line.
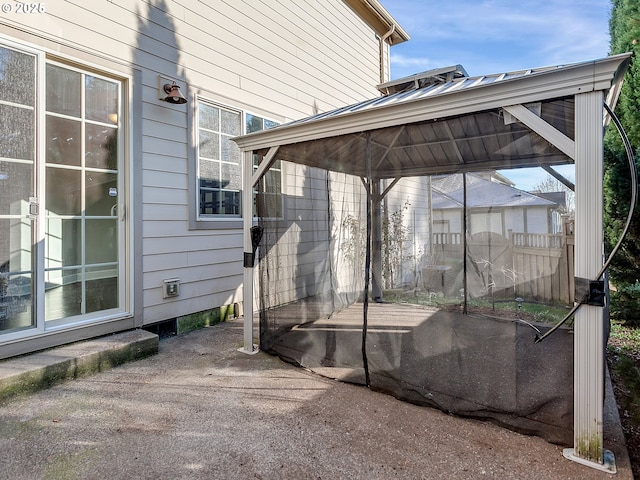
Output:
[0, 42, 127, 338]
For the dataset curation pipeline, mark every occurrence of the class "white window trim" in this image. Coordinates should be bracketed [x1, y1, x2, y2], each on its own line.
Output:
[188, 94, 285, 230]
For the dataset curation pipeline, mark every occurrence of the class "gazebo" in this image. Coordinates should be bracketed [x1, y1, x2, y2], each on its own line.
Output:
[233, 53, 631, 472]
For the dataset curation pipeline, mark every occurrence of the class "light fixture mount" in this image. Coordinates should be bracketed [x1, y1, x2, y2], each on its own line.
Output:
[160, 80, 187, 104]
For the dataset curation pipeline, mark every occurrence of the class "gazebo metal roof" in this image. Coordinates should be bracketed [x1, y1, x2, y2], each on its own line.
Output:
[233, 54, 630, 180]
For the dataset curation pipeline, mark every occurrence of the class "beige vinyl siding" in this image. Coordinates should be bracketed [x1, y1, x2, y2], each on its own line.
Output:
[504, 207, 553, 235]
[435, 210, 463, 235]
[382, 177, 433, 285]
[179, 0, 381, 111]
[525, 207, 553, 234]
[1, 0, 389, 328]
[257, 164, 332, 308]
[505, 208, 525, 234]
[7, 2, 380, 113]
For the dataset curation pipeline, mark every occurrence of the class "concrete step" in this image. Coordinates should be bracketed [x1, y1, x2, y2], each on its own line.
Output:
[0, 329, 158, 403]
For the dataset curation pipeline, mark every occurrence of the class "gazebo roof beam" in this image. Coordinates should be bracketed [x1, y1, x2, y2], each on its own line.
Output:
[251, 146, 280, 187]
[374, 125, 405, 169]
[503, 104, 575, 160]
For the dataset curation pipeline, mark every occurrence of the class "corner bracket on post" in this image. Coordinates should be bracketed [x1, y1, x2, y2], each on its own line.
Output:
[562, 448, 616, 474]
[575, 277, 606, 307]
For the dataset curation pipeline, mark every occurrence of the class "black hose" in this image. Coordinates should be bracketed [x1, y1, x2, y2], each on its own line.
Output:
[535, 102, 637, 343]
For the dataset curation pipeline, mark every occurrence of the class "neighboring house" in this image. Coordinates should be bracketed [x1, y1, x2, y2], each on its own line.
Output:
[426, 172, 571, 301]
[431, 172, 564, 241]
[0, 0, 409, 359]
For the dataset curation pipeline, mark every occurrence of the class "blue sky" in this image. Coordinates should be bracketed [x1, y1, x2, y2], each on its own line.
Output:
[385, 0, 611, 78]
[382, 0, 611, 190]
[383, 0, 612, 191]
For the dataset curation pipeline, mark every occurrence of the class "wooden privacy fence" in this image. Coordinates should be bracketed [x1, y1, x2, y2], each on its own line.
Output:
[430, 224, 575, 304]
[510, 228, 574, 304]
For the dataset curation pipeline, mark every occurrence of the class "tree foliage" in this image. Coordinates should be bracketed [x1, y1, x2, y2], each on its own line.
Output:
[532, 175, 575, 215]
[605, 0, 640, 286]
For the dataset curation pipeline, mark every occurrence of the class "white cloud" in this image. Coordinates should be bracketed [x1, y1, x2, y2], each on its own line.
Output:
[389, 53, 437, 70]
[386, 0, 611, 77]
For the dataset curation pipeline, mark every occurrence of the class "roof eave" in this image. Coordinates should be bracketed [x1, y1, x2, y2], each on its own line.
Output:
[343, 0, 410, 45]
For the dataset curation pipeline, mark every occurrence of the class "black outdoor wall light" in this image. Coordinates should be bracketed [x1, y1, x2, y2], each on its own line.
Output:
[159, 80, 187, 104]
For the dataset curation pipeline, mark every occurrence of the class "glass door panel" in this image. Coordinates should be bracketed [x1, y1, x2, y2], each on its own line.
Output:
[45, 63, 121, 324]
[0, 45, 124, 335]
[0, 46, 36, 333]
[0, 217, 34, 332]
[44, 268, 82, 319]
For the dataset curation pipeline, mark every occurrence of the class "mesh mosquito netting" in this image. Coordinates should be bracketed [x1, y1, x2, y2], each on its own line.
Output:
[252, 116, 590, 446]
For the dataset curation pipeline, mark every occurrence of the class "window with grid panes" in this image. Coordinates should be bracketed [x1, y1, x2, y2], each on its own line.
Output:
[197, 102, 242, 216]
[196, 101, 280, 219]
[246, 113, 281, 218]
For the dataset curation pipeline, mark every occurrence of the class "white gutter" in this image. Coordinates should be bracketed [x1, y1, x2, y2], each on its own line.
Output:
[379, 23, 395, 84]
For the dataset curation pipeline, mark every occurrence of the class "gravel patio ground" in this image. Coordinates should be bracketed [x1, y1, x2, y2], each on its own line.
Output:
[0, 319, 631, 479]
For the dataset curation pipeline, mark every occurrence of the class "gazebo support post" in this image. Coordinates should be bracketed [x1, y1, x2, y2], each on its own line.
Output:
[563, 90, 615, 472]
[371, 178, 383, 302]
[240, 149, 259, 354]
